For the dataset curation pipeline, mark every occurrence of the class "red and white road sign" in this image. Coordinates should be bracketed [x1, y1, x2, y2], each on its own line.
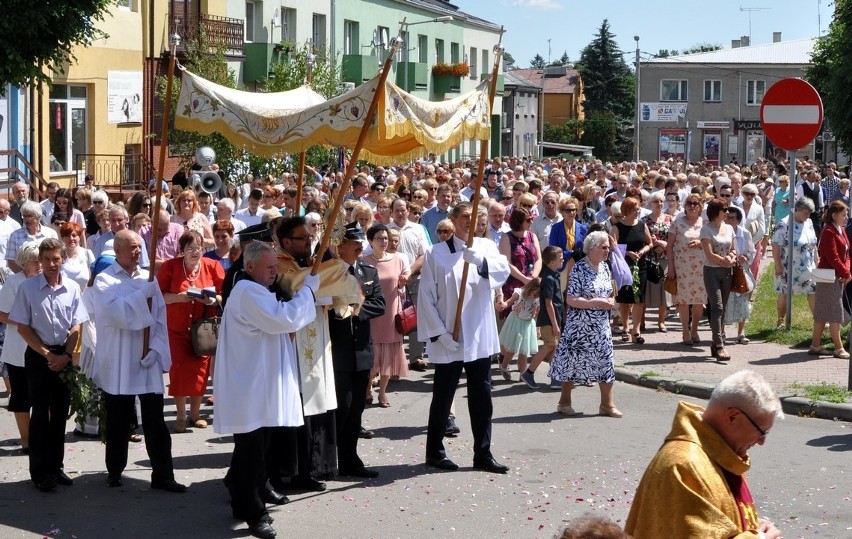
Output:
[760, 78, 824, 152]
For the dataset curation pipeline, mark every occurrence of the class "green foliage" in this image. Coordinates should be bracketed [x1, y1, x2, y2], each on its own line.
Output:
[503, 51, 516, 66]
[543, 119, 582, 145]
[581, 110, 617, 161]
[530, 54, 546, 69]
[548, 51, 571, 67]
[577, 20, 634, 121]
[0, 0, 113, 89]
[60, 365, 106, 442]
[682, 42, 723, 55]
[807, 0, 852, 156]
[655, 49, 677, 58]
[266, 42, 343, 99]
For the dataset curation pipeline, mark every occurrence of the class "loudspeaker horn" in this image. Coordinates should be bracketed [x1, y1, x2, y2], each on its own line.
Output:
[198, 171, 222, 194]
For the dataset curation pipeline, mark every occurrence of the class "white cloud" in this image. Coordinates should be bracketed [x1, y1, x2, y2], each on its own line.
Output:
[513, 0, 564, 10]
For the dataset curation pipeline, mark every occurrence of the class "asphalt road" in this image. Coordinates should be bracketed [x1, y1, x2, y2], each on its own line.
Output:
[0, 373, 850, 538]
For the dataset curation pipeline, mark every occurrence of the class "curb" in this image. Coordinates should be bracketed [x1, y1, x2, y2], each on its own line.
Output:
[615, 368, 852, 422]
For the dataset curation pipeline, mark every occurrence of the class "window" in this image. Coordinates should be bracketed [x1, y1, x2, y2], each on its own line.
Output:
[343, 20, 358, 55]
[435, 38, 445, 63]
[312, 13, 326, 52]
[469, 47, 477, 79]
[704, 80, 721, 102]
[417, 34, 428, 63]
[245, 1, 254, 42]
[481, 49, 489, 76]
[116, 0, 133, 10]
[450, 42, 460, 64]
[49, 85, 88, 173]
[747, 80, 765, 106]
[661, 80, 688, 101]
[281, 8, 296, 43]
[375, 26, 390, 55]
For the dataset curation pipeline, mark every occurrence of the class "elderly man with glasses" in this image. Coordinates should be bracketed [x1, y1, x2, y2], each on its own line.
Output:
[626, 370, 783, 539]
[5, 201, 59, 273]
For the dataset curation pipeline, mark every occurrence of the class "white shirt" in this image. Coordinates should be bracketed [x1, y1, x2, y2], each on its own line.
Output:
[0, 271, 29, 367]
[388, 220, 430, 268]
[234, 207, 263, 227]
[417, 235, 509, 364]
[532, 213, 562, 248]
[91, 263, 171, 395]
[0, 217, 21, 269]
[213, 278, 316, 434]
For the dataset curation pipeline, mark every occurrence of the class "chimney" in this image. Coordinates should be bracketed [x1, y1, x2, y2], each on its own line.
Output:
[732, 39, 741, 48]
[741, 35, 750, 47]
[773, 31, 782, 43]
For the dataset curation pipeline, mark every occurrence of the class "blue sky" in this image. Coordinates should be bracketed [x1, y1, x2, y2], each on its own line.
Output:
[458, 0, 826, 67]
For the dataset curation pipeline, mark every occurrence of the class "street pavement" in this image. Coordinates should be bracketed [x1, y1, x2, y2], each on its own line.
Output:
[0, 368, 851, 538]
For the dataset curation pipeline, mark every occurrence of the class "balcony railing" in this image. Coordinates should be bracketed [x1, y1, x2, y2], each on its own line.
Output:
[75, 153, 152, 195]
[171, 12, 244, 55]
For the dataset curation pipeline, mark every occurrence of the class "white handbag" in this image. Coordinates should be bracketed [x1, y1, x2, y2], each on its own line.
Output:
[812, 268, 836, 284]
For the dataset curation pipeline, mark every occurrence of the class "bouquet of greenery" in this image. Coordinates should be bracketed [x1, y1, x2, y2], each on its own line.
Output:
[59, 365, 106, 443]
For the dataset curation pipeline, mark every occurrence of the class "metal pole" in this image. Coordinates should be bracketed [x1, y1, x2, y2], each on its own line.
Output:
[403, 23, 409, 92]
[785, 149, 795, 329]
[634, 35, 640, 161]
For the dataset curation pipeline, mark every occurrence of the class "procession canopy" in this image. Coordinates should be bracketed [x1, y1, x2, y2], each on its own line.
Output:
[174, 68, 493, 165]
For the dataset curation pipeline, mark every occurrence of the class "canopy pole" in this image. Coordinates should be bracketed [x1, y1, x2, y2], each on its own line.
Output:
[310, 27, 405, 275]
[452, 30, 505, 342]
[144, 32, 180, 353]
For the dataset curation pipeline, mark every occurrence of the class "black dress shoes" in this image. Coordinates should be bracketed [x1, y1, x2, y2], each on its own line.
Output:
[473, 457, 510, 474]
[339, 466, 379, 478]
[358, 427, 374, 439]
[34, 478, 57, 492]
[261, 486, 290, 505]
[107, 475, 123, 488]
[248, 520, 276, 539]
[54, 471, 74, 486]
[445, 415, 461, 437]
[425, 457, 459, 471]
[292, 476, 327, 492]
[151, 479, 188, 493]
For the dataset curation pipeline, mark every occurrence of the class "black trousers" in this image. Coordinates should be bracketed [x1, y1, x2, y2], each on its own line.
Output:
[227, 427, 271, 525]
[25, 347, 71, 483]
[334, 369, 369, 470]
[103, 392, 174, 483]
[426, 356, 493, 462]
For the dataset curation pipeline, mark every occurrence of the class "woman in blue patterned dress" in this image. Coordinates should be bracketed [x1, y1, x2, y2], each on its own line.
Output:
[549, 231, 622, 418]
[771, 197, 817, 327]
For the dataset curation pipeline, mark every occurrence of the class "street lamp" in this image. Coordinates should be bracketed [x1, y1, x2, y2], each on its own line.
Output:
[634, 35, 640, 162]
[399, 15, 454, 92]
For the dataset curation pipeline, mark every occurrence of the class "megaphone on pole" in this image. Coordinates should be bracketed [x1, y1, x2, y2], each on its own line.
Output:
[193, 171, 222, 194]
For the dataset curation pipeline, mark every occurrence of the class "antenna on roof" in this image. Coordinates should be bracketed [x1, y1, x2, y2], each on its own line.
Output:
[739, 6, 771, 43]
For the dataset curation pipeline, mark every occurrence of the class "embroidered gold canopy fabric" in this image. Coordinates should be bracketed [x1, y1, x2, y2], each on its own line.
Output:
[174, 69, 493, 165]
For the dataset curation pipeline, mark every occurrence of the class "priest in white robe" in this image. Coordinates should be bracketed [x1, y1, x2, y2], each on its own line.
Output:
[418, 202, 511, 474]
[91, 229, 186, 492]
[214, 240, 319, 537]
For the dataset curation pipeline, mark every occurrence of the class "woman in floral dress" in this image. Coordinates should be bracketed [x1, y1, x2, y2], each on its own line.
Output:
[642, 191, 673, 332]
[549, 231, 621, 418]
[665, 193, 706, 345]
[772, 197, 818, 327]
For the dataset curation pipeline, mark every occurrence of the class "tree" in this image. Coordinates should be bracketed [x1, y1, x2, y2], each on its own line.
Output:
[807, 1, 852, 156]
[503, 51, 516, 66]
[576, 19, 634, 158]
[544, 118, 582, 145]
[682, 42, 723, 55]
[581, 110, 617, 161]
[530, 54, 546, 69]
[548, 51, 570, 66]
[655, 49, 678, 58]
[0, 0, 114, 89]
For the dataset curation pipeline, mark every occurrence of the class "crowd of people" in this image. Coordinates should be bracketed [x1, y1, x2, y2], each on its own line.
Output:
[0, 154, 844, 538]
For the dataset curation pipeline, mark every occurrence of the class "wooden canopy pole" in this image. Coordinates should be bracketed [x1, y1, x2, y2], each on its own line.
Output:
[295, 54, 316, 213]
[452, 31, 505, 342]
[143, 33, 180, 351]
[309, 25, 406, 275]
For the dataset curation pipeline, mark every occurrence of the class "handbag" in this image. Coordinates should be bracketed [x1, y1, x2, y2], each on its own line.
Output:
[610, 245, 633, 290]
[732, 265, 753, 294]
[394, 288, 417, 335]
[663, 274, 678, 295]
[646, 252, 664, 284]
[190, 304, 220, 356]
[812, 268, 836, 284]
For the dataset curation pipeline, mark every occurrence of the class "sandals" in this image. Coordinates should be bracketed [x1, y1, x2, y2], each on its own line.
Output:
[620, 329, 630, 342]
[834, 349, 851, 359]
[189, 417, 208, 429]
[715, 347, 731, 361]
[378, 396, 391, 408]
[808, 346, 830, 356]
[736, 335, 750, 345]
[657, 323, 668, 333]
[631, 333, 645, 345]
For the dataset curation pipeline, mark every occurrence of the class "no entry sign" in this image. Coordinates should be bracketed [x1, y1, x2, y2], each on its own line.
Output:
[760, 78, 824, 151]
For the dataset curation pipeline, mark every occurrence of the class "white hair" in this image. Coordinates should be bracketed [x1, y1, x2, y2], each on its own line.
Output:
[216, 197, 235, 212]
[21, 200, 42, 219]
[583, 231, 610, 254]
[92, 190, 109, 204]
[305, 212, 322, 225]
[709, 370, 784, 419]
[16, 242, 41, 267]
[243, 240, 274, 266]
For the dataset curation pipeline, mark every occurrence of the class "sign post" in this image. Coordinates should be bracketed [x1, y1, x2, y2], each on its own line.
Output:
[759, 78, 824, 333]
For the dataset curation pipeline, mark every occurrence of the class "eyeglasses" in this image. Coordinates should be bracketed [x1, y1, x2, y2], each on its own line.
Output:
[719, 194, 732, 198]
[737, 407, 769, 438]
[743, 193, 755, 197]
[686, 201, 701, 207]
[93, 201, 105, 205]
[543, 199, 557, 205]
[142, 203, 152, 207]
[520, 204, 533, 209]
[437, 228, 453, 234]
[502, 196, 513, 201]
[184, 246, 203, 253]
[562, 208, 577, 213]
